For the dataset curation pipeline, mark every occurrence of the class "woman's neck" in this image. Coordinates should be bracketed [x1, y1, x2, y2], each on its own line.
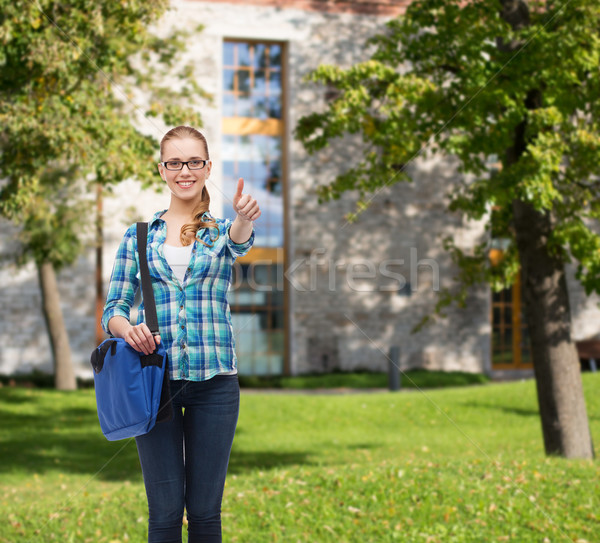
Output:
[164, 197, 201, 222]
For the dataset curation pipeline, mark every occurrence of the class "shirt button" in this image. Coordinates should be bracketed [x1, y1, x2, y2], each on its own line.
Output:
[180, 305, 184, 310]
[181, 325, 185, 330]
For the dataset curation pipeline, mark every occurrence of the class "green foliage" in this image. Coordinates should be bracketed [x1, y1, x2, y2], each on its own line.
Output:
[296, 0, 600, 318]
[1, 373, 599, 541]
[0, 0, 208, 269]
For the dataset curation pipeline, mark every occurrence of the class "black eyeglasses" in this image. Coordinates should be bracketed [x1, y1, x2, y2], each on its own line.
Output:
[160, 160, 209, 171]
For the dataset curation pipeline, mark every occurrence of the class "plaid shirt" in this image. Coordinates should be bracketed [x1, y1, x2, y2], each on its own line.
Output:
[101, 210, 254, 381]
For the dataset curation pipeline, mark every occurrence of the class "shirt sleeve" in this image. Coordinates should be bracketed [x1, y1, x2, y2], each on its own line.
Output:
[101, 225, 140, 335]
[224, 218, 255, 259]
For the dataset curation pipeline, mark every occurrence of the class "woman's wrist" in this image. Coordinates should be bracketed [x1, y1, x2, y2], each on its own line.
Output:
[108, 316, 159, 354]
[107, 316, 132, 339]
[230, 214, 253, 244]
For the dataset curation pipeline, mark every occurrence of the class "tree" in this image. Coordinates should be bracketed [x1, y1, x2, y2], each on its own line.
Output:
[296, 0, 598, 459]
[0, 1, 207, 389]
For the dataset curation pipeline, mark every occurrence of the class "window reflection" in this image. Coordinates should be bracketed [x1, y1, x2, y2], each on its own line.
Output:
[229, 264, 285, 376]
[223, 42, 235, 66]
[222, 41, 282, 119]
[222, 134, 283, 247]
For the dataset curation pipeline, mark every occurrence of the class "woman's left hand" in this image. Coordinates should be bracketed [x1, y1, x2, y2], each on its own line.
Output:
[233, 178, 261, 222]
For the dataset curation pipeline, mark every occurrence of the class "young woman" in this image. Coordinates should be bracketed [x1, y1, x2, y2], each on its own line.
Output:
[102, 125, 260, 543]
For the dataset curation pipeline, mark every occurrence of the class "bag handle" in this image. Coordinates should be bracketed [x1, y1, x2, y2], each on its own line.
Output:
[137, 222, 160, 336]
[137, 222, 173, 422]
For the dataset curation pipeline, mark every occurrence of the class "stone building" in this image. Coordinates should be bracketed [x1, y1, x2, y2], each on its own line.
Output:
[1, 0, 598, 380]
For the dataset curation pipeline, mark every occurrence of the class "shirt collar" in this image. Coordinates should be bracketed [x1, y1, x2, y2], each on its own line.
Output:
[149, 210, 167, 228]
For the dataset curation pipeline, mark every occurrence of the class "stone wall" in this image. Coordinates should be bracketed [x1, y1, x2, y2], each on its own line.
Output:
[0, 220, 97, 377]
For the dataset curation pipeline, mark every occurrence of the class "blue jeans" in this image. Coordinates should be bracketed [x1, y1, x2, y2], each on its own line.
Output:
[135, 375, 240, 543]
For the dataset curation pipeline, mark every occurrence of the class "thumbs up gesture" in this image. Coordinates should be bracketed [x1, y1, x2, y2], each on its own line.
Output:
[233, 178, 261, 222]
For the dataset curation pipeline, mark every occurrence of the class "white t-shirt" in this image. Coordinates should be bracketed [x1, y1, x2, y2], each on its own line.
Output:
[163, 243, 193, 284]
[162, 243, 238, 376]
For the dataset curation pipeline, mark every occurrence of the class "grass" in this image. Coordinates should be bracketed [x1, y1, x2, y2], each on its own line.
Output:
[0, 373, 598, 542]
[1, 368, 490, 390]
[238, 369, 490, 390]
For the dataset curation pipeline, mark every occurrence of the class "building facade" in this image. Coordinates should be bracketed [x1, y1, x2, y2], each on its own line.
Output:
[1, 0, 598, 379]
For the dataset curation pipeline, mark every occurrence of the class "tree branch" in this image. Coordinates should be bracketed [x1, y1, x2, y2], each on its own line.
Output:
[497, 0, 530, 52]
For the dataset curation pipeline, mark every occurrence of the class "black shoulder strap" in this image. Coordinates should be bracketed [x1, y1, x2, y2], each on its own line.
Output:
[136, 222, 160, 335]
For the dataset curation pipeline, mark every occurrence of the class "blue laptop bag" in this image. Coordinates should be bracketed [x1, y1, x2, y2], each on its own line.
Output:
[90, 222, 173, 441]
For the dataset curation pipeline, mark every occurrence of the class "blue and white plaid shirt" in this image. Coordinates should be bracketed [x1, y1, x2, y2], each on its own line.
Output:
[101, 210, 254, 381]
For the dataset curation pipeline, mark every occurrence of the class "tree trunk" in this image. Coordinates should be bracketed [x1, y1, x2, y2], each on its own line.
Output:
[96, 183, 105, 346]
[37, 260, 77, 390]
[512, 200, 594, 458]
[499, 0, 593, 460]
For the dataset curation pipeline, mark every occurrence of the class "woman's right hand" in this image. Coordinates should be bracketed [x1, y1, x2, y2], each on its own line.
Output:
[123, 323, 161, 355]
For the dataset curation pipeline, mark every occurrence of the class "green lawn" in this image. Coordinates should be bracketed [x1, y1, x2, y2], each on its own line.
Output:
[237, 369, 489, 390]
[2, 368, 489, 390]
[0, 373, 598, 542]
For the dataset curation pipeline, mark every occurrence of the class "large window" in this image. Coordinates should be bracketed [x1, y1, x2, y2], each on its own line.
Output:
[223, 42, 282, 119]
[223, 40, 286, 375]
[488, 202, 531, 370]
[490, 272, 532, 369]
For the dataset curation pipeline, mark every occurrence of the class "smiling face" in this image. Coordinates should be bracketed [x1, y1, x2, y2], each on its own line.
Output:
[158, 137, 212, 205]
